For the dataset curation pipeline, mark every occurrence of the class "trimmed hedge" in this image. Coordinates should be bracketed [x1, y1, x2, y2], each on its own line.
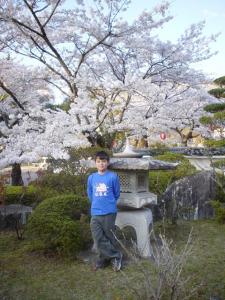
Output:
[26, 194, 91, 257]
[211, 200, 225, 224]
[4, 185, 59, 206]
[5, 185, 38, 206]
[149, 152, 197, 195]
[32, 173, 88, 197]
[204, 139, 225, 148]
[212, 159, 225, 169]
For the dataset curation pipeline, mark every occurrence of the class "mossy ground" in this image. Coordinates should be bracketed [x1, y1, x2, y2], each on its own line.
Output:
[1, 220, 225, 300]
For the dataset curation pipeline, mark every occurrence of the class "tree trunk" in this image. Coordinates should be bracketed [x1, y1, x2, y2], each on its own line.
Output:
[177, 132, 188, 146]
[181, 138, 188, 146]
[11, 163, 24, 186]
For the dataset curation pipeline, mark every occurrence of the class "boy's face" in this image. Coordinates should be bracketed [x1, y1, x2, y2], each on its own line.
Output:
[95, 157, 109, 173]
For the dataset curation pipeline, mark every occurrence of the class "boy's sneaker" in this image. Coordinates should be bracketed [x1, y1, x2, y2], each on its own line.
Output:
[112, 253, 123, 272]
[93, 259, 109, 271]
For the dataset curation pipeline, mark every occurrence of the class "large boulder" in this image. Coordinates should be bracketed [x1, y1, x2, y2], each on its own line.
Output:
[160, 171, 216, 222]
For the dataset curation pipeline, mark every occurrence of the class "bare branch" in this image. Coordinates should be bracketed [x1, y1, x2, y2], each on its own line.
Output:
[43, 0, 61, 28]
[0, 79, 25, 111]
[74, 31, 112, 78]
[44, 78, 70, 98]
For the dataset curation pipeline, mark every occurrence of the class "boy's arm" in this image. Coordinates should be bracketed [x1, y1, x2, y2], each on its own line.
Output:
[87, 175, 93, 203]
[113, 174, 120, 201]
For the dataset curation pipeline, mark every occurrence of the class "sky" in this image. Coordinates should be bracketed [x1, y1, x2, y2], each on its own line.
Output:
[119, 0, 225, 79]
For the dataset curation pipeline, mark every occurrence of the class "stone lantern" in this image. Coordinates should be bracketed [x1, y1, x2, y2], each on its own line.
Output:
[108, 157, 157, 209]
[83, 140, 177, 257]
[108, 140, 177, 257]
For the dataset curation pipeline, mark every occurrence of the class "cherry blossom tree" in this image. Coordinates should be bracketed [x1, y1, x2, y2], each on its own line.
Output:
[0, 57, 50, 183]
[0, 0, 218, 100]
[0, 58, 90, 183]
[70, 76, 216, 146]
[0, 0, 220, 174]
[142, 87, 218, 145]
[0, 0, 173, 100]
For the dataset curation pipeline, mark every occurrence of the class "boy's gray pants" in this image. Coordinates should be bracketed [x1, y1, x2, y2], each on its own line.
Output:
[90, 213, 121, 261]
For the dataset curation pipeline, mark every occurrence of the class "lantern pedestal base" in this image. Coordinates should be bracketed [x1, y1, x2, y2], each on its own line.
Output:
[116, 207, 153, 257]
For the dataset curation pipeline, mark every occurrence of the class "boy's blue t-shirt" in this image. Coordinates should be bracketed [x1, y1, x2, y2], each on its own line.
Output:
[87, 170, 120, 216]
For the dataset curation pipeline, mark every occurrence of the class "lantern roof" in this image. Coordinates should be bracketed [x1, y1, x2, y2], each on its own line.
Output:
[82, 157, 178, 171]
[108, 157, 178, 170]
[82, 140, 178, 171]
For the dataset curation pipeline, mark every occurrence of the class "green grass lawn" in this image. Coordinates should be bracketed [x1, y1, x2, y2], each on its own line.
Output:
[1, 220, 225, 300]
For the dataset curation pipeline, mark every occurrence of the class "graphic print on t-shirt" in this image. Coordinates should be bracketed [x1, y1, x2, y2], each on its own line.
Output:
[95, 183, 108, 197]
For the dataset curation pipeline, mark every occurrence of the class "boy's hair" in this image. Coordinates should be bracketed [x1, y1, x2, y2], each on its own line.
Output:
[95, 151, 110, 162]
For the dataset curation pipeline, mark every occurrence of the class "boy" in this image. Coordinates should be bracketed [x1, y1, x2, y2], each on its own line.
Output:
[87, 151, 122, 271]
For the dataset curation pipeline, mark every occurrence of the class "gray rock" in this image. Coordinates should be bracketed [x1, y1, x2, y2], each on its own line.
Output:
[160, 171, 216, 222]
[0, 204, 32, 229]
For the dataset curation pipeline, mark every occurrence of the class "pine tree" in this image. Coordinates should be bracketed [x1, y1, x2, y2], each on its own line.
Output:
[200, 76, 225, 147]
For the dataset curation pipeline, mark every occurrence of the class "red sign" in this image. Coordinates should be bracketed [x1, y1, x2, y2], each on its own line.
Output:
[160, 132, 166, 140]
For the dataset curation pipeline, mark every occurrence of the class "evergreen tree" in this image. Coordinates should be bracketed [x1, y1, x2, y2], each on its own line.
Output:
[200, 76, 225, 147]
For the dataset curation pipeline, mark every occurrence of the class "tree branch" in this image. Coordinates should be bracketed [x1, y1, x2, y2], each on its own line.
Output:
[0, 80, 26, 111]
[43, 0, 61, 28]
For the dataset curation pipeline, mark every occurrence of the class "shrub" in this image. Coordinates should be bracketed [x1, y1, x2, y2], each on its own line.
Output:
[211, 200, 225, 224]
[149, 152, 197, 195]
[33, 173, 88, 197]
[26, 194, 91, 257]
[5, 185, 38, 206]
[5, 185, 58, 207]
[148, 142, 169, 156]
[214, 174, 225, 203]
[199, 115, 213, 125]
[212, 159, 225, 169]
[34, 186, 60, 202]
[34, 146, 112, 197]
[204, 139, 225, 148]
[119, 229, 200, 299]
